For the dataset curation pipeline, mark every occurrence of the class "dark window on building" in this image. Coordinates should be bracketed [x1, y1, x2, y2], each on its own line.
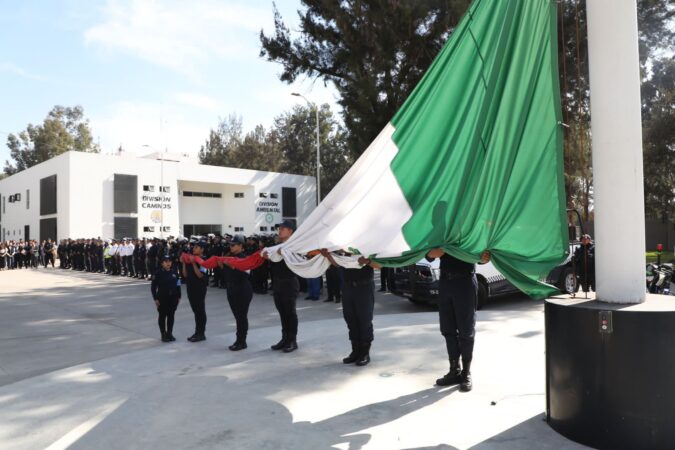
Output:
[40, 218, 57, 242]
[183, 224, 222, 236]
[234, 192, 244, 198]
[259, 192, 268, 198]
[143, 185, 154, 192]
[260, 226, 268, 232]
[114, 217, 138, 240]
[234, 226, 244, 232]
[182, 191, 221, 198]
[160, 186, 170, 193]
[143, 226, 155, 232]
[114, 174, 138, 213]
[270, 193, 278, 199]
[161, 226, 170, 232]
[282, 187, 297, 217]
[40, 175, 57, 215]
[26, 190, 29, 209]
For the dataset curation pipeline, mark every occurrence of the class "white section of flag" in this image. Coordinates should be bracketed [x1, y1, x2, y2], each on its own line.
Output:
[280, 123, 413, 258]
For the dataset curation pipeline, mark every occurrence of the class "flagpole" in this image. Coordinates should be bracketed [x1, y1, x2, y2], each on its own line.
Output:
[586, 0, 645, 303]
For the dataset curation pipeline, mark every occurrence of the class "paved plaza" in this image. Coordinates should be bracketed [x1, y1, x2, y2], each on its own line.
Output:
[0, 268, 589, 449]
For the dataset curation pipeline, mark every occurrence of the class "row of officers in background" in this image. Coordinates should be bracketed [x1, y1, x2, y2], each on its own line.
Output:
[0, 239, 56, 269]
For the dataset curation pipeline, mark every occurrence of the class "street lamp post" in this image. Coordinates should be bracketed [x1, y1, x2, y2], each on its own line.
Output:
[292, 93, 321, 205]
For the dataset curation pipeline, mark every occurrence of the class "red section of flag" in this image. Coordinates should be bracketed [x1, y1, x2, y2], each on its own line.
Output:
[179, 252, 264, 271]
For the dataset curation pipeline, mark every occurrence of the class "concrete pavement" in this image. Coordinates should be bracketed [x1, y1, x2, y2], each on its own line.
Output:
[0, 268, 590, 449]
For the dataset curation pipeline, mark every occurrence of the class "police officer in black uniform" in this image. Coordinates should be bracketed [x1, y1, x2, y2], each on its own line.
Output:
[322, 250, 378, 365]
[265, 220, 300, 353]
[146, 238, 159, 280]
[183, 240, 208, 342]
[209, 235, 226, 288]
[136, 239, 147, 278]
[220, 234, 253, 351]
[44, 239, 55, 268]
[574, 234, 595, 293]
[151, 255, 182, 342]
[426, 248, 490, 392]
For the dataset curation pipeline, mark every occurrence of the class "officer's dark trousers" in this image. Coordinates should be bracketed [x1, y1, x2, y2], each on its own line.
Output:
[438, 276, 477, 362]
[326, 266, 343, 301]
[342, 279, 375, 343]
[158, 298, 178, 335]
[187, 283, 207, 336]
[380, 267, 391, 290]
[136, 259, 146, 278]
[147, 260, 156, 279]
[273, 278, 299, 340]
[227, 282, 253, 340]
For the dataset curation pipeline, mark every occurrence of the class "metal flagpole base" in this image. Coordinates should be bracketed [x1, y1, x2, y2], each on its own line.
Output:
[545, 294, 675, 449]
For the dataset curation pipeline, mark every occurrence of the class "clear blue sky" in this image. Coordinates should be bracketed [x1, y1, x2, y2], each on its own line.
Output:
[0, 0, 338, 163]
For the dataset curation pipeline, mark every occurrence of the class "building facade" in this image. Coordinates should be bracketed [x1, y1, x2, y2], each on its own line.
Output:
[0, 151, 316, 241]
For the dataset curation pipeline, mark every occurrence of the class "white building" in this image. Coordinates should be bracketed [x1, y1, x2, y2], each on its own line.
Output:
[0, 151, 316, 242]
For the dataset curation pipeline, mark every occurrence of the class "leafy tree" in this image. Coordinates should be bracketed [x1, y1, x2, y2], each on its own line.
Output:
[228, 125, 283, 172]
[556, 0, 674, 218]
[260, 0, 471, 158]
[270, 104, 353, 197]
[198, 114, 244, 167]
[641, 58, 674, 221]
[199, 105, 352, 199]
[4, 105, 100, 175]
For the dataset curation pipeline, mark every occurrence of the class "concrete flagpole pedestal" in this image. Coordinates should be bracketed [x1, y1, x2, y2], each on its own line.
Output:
[545, 1, 675, 448]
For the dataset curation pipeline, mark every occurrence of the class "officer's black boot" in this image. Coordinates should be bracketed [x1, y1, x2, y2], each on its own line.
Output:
[335, 295, 341, 304]
[283, 337, 298, 353]
[271, 333, 287, 350]
[229, 337, 247, 351]
[355, 342, 371, 366]
[342, 341, 359, 364]
[435, 359, 462, 386]
[460, 359, 472, 392]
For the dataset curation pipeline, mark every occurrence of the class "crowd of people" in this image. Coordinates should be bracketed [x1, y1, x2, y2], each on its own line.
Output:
[0, 239, 57, 269]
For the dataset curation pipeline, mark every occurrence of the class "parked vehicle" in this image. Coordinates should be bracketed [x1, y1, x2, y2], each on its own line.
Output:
[390, 210, 584, 309]
[646, 262, 674, 295]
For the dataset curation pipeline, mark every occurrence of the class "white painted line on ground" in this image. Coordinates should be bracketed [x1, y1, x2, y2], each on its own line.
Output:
[44, 399, 125, 450]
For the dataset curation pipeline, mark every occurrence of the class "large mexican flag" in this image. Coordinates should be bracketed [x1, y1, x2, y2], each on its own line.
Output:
[276, 0, 568, 298]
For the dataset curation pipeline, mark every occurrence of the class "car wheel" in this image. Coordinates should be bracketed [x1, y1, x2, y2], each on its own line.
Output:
[558, 267, 577, 294]
[477, 279, 488, 310]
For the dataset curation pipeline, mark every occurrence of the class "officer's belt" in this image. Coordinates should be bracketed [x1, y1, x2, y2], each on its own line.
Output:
[344, 278, 374, 288]
[440, 272, 475, 280]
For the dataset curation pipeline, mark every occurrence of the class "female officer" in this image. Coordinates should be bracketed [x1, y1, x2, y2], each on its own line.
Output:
[220, 235, 254, 351]
[151, 255, 182, 342]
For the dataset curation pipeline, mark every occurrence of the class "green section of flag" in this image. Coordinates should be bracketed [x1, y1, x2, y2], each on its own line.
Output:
[375, 0, 567, 298]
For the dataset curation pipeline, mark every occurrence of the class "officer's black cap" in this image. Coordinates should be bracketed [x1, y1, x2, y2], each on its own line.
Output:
[193, 240, 207, 248]
[277, 219, 296, 231]
[230, 234, 245, 245]
[160, 255, 172, 262]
